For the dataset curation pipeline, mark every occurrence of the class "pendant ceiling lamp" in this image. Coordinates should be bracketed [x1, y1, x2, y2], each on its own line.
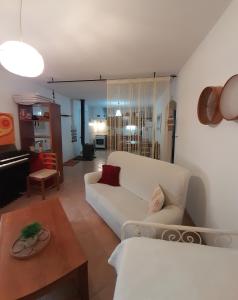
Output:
[0, 0, 44, 77]
[115, 109, 122, 117]
[115, 99, 122, 117]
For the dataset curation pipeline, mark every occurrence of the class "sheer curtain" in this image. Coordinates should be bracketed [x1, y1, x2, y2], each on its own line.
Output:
[107, 77, 171, 160]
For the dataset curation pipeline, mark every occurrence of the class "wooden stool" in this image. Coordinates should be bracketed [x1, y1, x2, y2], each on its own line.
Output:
[27, 153, 60, 200]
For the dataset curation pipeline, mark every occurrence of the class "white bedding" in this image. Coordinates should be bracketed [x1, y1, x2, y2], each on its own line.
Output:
[108, 237, 238, 300]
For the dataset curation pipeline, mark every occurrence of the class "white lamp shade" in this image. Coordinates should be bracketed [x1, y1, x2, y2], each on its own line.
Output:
[0, 41, 44, 77]
[115, 109, 122, 117]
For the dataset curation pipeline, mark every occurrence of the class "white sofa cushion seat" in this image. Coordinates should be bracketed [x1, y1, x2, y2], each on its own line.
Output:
[86, 183, 148, 237]
[144, 204, 183, 224]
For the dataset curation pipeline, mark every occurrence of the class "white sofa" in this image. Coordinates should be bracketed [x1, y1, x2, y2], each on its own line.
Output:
[84, 151, 190, 238]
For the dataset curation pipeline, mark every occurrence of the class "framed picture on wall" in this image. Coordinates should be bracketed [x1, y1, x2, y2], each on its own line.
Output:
[0, 113, 15, 145]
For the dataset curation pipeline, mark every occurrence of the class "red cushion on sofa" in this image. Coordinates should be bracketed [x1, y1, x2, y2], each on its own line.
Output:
[98, 164, 121, 186]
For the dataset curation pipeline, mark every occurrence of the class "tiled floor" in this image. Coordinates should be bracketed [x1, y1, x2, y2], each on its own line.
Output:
[0, 150, 193, 300]
[0, 150, 119, 300]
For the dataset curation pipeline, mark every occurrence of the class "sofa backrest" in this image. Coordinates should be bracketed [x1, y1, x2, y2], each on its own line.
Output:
[107, 151, 190, 209]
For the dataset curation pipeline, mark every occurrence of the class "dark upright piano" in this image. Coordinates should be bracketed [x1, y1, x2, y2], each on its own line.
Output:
[0, 144, 30, 207]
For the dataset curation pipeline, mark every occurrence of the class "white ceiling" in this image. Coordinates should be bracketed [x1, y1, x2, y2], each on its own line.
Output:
[0, 0, 231, 100]
[53, 81, 107, 105]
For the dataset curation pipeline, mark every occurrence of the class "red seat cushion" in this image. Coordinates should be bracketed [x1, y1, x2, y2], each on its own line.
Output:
[98, 164, 121, 186]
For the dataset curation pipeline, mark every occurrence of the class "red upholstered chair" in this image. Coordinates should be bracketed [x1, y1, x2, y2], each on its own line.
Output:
[27, 152, 60, 200]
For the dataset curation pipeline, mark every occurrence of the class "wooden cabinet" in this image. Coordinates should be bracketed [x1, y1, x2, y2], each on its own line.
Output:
[18, 102, 64, 182]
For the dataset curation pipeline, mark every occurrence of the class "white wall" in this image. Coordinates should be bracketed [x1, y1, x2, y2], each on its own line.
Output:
[175, 0, 238, 230]
[157, 80, 171, 162]
[88, 106, 107, 141]
[85, 103, 90, 144]
[0, 69, 74, 162]
[55, 96, 74, 162]
[72, 99, 82, 156]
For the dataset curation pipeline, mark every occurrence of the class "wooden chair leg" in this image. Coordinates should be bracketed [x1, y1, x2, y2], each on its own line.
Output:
[41, 180, 45, 200]
[27, 177, 31, 197]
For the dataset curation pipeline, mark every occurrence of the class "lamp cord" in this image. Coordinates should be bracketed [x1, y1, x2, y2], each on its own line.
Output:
[19, 0, 23, 41]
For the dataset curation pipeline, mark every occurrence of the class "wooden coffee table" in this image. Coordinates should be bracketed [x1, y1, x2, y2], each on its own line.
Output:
[0, 198, 89, 300]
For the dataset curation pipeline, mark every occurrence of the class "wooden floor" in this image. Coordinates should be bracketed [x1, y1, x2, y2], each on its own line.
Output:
[0, 150, 118, 300]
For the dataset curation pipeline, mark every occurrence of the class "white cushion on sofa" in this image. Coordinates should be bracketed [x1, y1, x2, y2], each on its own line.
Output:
[86, 183, 148, 237]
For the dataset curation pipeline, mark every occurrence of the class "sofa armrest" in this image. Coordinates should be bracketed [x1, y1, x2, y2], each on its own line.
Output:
[84, 171, 102, 185]
[121, 205, 183, 240]
[144, 205, 183, 225]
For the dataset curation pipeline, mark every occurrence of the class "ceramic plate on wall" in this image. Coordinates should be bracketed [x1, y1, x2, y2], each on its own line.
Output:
[220, 74, 238, 120]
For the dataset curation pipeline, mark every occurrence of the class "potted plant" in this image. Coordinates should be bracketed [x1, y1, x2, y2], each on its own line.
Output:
[21, 222, 42, 247]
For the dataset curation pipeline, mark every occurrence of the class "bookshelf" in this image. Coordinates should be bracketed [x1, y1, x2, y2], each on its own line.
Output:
[18, 102, 64, 182]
